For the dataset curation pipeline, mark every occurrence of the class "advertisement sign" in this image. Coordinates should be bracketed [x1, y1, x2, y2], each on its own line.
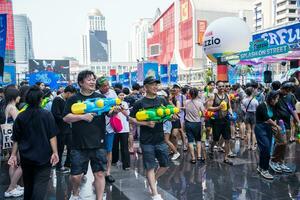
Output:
[197, 20, 207, 45]
[29, 59, 70, 82]
[240, 44, 289, 60]
[160, 65, 169, 86]
[29, 71, 60, 89]
[89, 30, 108, 62]
[110, 75, 117, 86]
[181, 1, 189, 22]
[170, 64, 178, 84]
[0, 65, 15, 86]
[143, 62, 159, 79]
[131, 71, 137, 87]
[253, 22, 300, 46]
[123, 72, 130, 87]
[118, 73, 124, 83]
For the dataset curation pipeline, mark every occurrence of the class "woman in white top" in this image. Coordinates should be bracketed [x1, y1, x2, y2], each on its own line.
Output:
[111, 90, 130, 170]
[4, 87, 24, 198]
[242, 87, 259, 150]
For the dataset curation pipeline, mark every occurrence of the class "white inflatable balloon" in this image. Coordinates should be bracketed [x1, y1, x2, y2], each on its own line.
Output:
[203, 17, 252, 63]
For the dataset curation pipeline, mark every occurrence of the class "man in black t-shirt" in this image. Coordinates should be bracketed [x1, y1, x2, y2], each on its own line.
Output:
[51, 85, 77, 173]
[130, 76, 173, 200]
[63, 70, 120, 200]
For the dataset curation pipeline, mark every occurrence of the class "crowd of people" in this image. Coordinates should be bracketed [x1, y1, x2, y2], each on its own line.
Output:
[0, 70, 299, 200]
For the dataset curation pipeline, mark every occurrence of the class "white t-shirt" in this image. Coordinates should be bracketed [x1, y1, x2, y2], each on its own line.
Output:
[98, 89, 118, 134]
[117, 101, 130, 133]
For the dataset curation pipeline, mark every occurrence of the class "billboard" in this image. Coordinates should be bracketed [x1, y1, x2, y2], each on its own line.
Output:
[29, 59, 70, 82]
[197, 20, 207, 45]
[123, 72, 130, 88]
[143, 62, 159, 79]
[0, 14, 6, 77]
[0, 65, 15, 86]
[89, 30, 108, 62]
[131, 71, 137, 87]
[29, 71, 60, 89]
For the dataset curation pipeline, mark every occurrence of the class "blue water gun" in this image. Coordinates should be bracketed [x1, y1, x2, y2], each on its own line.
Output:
[71, 98, 122, 116]
[278, 119, 286, 135]
[227, 112, 238, 122]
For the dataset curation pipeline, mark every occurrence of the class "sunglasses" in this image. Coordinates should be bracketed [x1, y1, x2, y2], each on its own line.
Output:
[218, 85, 225, 88]
[225, 85, 230, 88]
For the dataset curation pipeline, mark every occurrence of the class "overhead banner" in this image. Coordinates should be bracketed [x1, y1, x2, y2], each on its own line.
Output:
[170, 64, 178, 84]
[253, 22, 300, 46]
[160, 65, 169, 86]
[131, 71, 137, 87]
[0, 14, 7, 77]
[123, 72, 130, 87]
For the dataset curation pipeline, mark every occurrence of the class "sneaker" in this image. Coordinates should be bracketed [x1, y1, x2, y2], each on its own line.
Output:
[256, 166, 262, 174]
[16, 185, 24, 191]
[269, 161, 282, 173]
[105, 175, 115, 183]
[152, 194, 164, 200]
[228, 152, 237, 158]
[69, 194, 81, 200]
[213, 145, 218, 150]
[280, 163, 293, 173]
[4, 188, 24, 198]
[183, 146, 188, 151]
[171, 152, 180, 160]
[260, 170, 274, 180]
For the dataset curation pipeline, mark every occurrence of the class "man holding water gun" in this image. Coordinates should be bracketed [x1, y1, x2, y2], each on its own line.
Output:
[129, 76, 178, 200]
[63, 70, 121, 200]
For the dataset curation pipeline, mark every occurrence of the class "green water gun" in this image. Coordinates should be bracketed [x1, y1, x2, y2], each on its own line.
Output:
[19, 97, 50, 113]
[136, 105, 180, 122]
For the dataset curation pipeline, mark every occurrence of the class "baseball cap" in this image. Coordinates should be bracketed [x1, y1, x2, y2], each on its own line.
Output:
[172, 83, 181, 89]
[143, 76, 160, 85]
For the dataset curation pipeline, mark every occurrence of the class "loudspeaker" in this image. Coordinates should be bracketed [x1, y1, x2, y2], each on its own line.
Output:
[290, 60, 299, 69]
[0, 57, 4, 77]
[264, 70, 272, 83]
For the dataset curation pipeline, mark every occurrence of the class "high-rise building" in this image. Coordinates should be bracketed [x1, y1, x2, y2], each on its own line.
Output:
[81, 8, 110, 64]
[14, 14, 34, 63]
[254, 0, 299, 31]
[0, 0, 15, 63]
[128, 18, 153, 62]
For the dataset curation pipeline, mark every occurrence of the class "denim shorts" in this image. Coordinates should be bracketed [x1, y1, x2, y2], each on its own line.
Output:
[105, 132, 115, 152]
[163, 121, 172, 134]
[140, 143, 170, 170]
[70, 149, 107, 175]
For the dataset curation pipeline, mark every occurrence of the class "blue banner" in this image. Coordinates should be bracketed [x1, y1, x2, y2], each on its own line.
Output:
[0, 65, 15, 86]
[253, 22, 300, 46]
[160, 65, 169, 86]
[0, 14, 7, 59]
[110, 75, 117, 86]
[170, 64, 178, 84]
[143, 62, 159, 80]
[29, 71, 60, 89]
[118, 74, 124, 83]
[123, 72, 130, 88]
[131, 71, 137, 87]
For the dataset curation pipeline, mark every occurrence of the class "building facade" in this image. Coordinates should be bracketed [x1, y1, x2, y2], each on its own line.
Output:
[128, 18, 153, 62]
[147, 0, 254, 85]
[90, 62, 137, 77]
[0, 0, 15, 63]
[81, 8, 110, 65]
[14, 14, 34, 63]
[253, 0, 299, 31]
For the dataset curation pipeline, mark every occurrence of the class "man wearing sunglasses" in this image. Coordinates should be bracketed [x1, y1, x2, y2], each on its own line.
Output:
[207, 81, 233, 165]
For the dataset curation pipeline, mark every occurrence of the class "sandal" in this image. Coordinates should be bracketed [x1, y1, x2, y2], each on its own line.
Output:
[190, 159, 196, 164]
[197, 157, 201, 161]
[223, 159, 233, 165]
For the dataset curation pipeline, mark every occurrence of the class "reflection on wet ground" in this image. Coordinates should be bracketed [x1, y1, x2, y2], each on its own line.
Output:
[1, 140, 299, 200]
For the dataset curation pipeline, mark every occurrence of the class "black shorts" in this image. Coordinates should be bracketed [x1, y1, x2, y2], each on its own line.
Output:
[70, 149, 107, 175]
[205, 119, 213, 128]
[212, 119, 231, 141]
[185, 121, 202, 143]
[172, 119, 181, 129]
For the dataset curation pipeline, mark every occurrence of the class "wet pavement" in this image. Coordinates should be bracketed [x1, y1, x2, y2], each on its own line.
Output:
[0, 140, 299, 200]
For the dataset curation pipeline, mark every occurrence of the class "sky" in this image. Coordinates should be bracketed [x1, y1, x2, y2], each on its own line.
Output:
[13, 0, 174, 62]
